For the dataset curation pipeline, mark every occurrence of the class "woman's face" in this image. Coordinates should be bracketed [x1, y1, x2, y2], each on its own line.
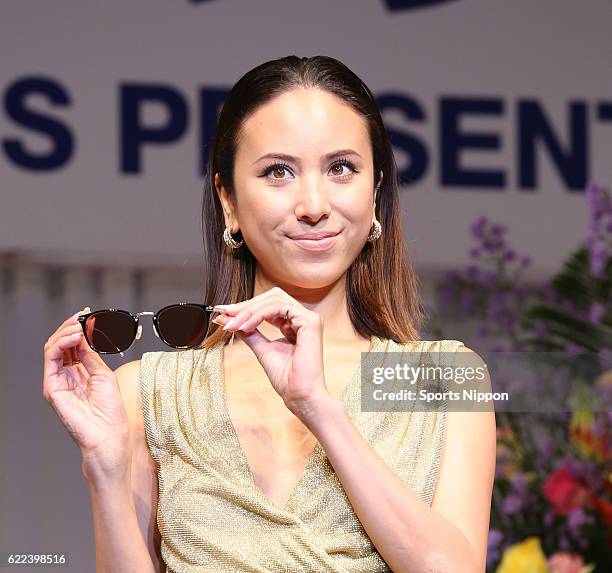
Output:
[217, 87, 381, 290]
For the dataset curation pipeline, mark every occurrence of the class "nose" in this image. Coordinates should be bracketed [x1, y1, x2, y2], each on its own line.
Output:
[294, 176, 331, 222]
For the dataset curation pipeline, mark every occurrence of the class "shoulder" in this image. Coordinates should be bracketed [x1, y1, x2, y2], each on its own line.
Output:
[113, 356, 163, 460]
[390, 338, 466, 349]
[389, 338, 468, 357]
[113, 353, 171, 427]
[432, 343, 496, 570]
[114, 359, 142, 396]
[114, 359, 144, 430]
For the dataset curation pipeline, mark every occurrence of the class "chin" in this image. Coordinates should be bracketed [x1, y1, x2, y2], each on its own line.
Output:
[278, 265, 347, 290]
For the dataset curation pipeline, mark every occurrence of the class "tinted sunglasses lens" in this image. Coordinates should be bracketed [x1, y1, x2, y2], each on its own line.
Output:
[84, 311, 136, 353]
[157, 305, 208, 348]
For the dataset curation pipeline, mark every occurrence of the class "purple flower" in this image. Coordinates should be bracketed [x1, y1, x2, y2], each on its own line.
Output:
[491, 223, 508, 236]
[544, 508, 555, 526]
[592, 411, 608, 436]
[501, 314, 514, 329]
[470, 216, 488, 239]
[566, 508, 594, 539]
[584, 181, 612, 277]
[534, 319, 548, 338]
[502, 494, 524, 515]
[541, 283, 557, 302]
[486, 529, 504, 569]
[510, 473, 527, 496]
[592, 385, 612, 417]
[564, 342, 582, 355]
[500, 473, 530, 516]
[477, 325, 489, 337]
[585, 181, 611, 216]
[537, 436, 555, 467]
[585, 229, 596, 247]
[564, 457, 592, 481]
[514, 285, 528, 300]
[460, 290, 478, 313]
[482, 239, 497, 252]
[588, 302, 605, 322]
[589, 244, 609, 277]
[481, 271, 497, 287]
[466, 265, 480, 279]
[488, 529, 503, 547]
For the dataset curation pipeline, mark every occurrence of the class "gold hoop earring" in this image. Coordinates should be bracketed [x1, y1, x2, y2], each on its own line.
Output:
[223, 226, 243, 249]
[366, 219, 382, 242]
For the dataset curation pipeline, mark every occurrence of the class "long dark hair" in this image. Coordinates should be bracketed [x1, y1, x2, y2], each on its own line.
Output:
[200, 55, 425, 347]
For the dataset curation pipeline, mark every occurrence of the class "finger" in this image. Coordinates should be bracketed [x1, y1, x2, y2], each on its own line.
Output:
[211, 313, 231, 327]
[235, 328, 275, 362]
[58, 323, 86, 365]
[73, 332, 112, 375]
[60, 306, 90, 330]
[46, 307, 90, 349]
[213, 287, 291, 316]
[226, 300, 299, 333]
[219, 293, 301, 331]
[44, 330, 86, 380]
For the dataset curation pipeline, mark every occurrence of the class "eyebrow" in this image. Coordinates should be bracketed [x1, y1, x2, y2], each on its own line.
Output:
[251, 148, 362, 166]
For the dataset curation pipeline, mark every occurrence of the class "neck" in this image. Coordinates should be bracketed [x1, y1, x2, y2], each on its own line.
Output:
[251, 267, 368, 344]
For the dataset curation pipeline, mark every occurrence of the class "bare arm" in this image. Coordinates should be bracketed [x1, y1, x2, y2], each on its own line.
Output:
[83, 360, 164, 573]
[300, 346, 496, 573]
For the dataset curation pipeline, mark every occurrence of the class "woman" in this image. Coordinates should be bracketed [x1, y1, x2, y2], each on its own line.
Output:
[43, 55, 496, 572]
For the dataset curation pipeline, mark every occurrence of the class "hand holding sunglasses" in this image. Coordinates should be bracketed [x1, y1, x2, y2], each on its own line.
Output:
[42, 307, 132, 478]
[78, 303, 217, 355]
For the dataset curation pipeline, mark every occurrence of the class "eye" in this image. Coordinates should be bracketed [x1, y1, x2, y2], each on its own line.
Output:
[259, 158, 359, 183]
[328, 159, 358, 180]
[261, 162, 293, 181]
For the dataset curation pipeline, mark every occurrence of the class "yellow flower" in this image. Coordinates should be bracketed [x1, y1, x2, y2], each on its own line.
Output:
[570, 409, 608, 462]
[495, 536, 549, 573]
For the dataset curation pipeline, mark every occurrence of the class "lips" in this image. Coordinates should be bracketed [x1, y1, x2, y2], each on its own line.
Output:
[289, 231, 341, 240]
[288, 230, 341, 251]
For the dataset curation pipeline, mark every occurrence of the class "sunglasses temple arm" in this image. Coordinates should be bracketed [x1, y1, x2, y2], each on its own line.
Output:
[91, 327, 128, 356]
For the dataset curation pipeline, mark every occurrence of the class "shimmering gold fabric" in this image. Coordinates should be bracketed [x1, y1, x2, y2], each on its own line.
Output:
[139, 336, 465, 572]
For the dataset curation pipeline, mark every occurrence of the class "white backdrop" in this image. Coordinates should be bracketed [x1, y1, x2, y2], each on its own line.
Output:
[2, 0, 611, 279]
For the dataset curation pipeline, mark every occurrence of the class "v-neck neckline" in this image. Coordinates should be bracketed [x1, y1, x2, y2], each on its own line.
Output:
[215, 334, 381, 514]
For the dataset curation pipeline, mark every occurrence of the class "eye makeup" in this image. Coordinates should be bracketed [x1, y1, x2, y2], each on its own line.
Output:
[259, 158, 360, 183]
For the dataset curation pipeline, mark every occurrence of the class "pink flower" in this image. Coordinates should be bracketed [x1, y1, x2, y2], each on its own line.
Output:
[547, 552, 590, 573]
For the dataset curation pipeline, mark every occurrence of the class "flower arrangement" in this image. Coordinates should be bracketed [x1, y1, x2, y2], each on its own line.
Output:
[426, 181, 612, 572]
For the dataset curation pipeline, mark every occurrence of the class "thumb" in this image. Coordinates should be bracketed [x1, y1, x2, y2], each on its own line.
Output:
[75, 321, 113, 375]
[78, 340, 114, 376]
[235, 328, 272, 362]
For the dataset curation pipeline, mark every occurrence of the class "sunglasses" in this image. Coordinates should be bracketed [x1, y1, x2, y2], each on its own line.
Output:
[77, 303, 217, 355]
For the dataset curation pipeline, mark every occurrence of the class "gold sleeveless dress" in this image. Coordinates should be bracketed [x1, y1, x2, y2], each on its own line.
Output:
[139, 336, 465, 572]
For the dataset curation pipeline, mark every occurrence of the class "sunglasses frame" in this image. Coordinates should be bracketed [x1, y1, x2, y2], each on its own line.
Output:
[77, 302, 216, 354]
